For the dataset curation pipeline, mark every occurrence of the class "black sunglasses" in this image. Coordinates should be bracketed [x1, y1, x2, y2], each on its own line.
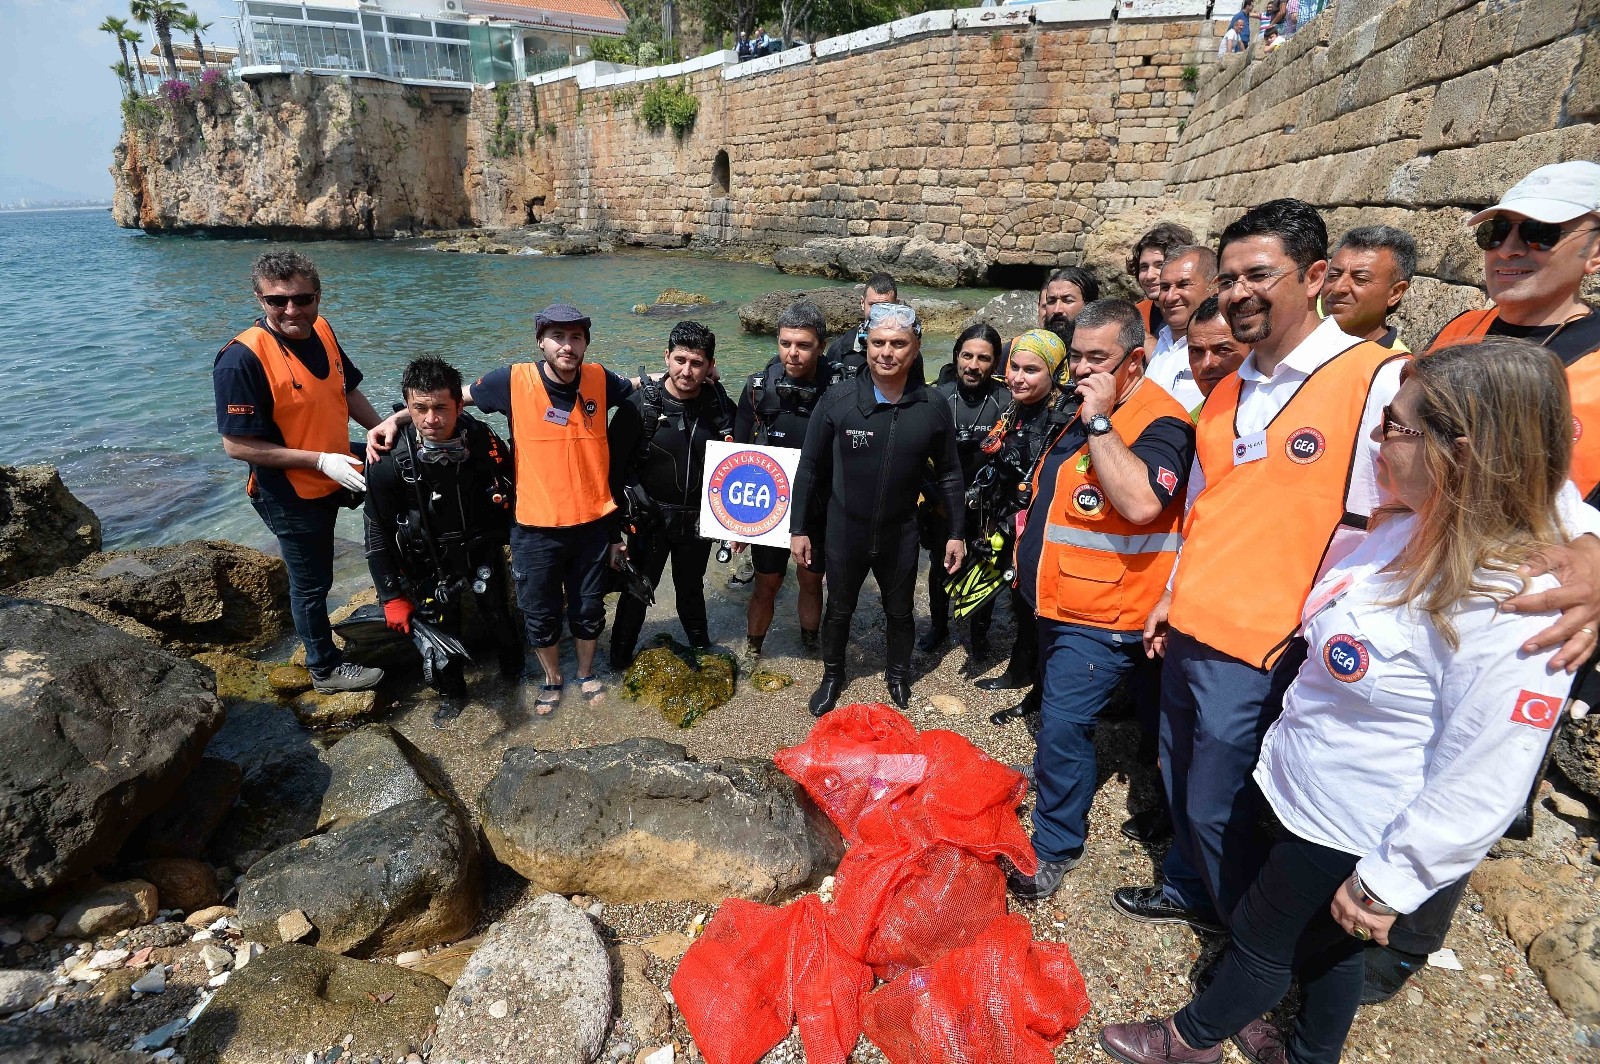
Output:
[1475, 217, 1598, 252]
[259, 292, 319, 308]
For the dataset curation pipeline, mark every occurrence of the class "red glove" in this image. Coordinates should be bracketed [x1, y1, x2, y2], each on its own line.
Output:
[384, 597, 414, 634]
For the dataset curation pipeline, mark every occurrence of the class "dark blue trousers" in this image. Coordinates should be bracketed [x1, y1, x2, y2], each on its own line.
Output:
[250, 489, 342, 675]
[510, 519, 611, 648]
[1158, 629, 1307, 925]
[1032, 619, 1146, 862]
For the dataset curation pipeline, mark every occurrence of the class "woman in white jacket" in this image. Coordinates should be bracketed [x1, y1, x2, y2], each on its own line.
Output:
[1100, 337, 1579, 1064]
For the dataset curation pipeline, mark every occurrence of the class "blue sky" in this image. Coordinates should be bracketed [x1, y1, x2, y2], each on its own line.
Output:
[0, 0, 234, 201]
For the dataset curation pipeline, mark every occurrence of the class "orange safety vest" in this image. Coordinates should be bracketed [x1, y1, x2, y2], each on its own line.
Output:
[1169, 341, 1407, 669]
[1137, 298, 1158, 336]
[1429, 308, 1600, 497]
[509, 361, 616, 528]
[224, 318, 351, 500]
[1029, 381, 1189, 631]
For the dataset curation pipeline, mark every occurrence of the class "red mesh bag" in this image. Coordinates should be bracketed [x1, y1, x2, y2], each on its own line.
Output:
[827, 840, 1009, 980]
[859, 913, 1093, 1064]
[773, 703, 923, 843]
[671, 895, 872, 1064]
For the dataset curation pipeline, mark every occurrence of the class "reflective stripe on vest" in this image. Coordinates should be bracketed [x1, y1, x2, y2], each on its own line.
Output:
[509, 361, 616, 528]
[1429, 307, 1600, 497]
[1029, 380, 1189, 632]
[1169, 341, 1406, 669]
[225, 318, 350, 500]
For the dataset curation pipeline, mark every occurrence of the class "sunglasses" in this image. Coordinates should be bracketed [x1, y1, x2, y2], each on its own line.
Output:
[1474, 217, 1599, 252]
[1381, 404, 1425, 439]
[258, 292, 319, 308]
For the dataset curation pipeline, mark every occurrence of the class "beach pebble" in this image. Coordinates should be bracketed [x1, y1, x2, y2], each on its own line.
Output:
[88, 948, 131, 970]
[0, 930, 21, 947]
[395, 950, 428, 968]
[0, 970, 51, 1014]
[131, 966, 167, 994]
[234, 942, 265, 969]
[487, 998, 509, 1019]
[278, 910, 315, 944]
[207, 971, 231, 988]
[201, 943, 233, 975]
[21, 914, 55, 943]
[185, 906, 235, 928]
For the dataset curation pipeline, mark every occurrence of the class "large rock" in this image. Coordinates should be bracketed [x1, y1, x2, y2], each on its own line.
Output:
[0, 598, 224, 903]
[318, 725, 444, 831]
[431, 893, 612, 1064]
[122, 756, 243, 860]
[10, 540, 289, 654]
[774, 235, 987, 288]
[1529, 916, 1600, 1024]
[963, 289, 1039, 339]
[738, 285, 973, 338]
[1554, 715, 1600, 804]
[128, 857, 220, 913]
[0, 465, 101, 588]
[480, 737, 844, 904]
[183, 943, 448, 1064]
[1078, 200, 1215, 301]
[54, 878, 159, 938]
[205, 702, 333, 870]
[0, 969, 52, 1014]
[237, 797, 480, 957]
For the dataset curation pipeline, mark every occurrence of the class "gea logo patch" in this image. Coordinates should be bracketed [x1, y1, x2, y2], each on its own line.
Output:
[1321, 633, 1369, 682]
[1286, 427, 1326, 464]
[1072, 484, 1105, 517]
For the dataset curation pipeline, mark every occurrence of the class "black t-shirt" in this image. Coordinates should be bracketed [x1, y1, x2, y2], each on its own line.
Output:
[213, 318, 364, 499]
[1014, 402, 1196, 614]
[471, 360, 634, 438]
[1484, 308, 1600, 366]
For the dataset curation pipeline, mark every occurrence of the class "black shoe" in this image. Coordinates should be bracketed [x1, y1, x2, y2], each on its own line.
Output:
[685, 629, 711, 651]
[1120, 807, 1174, 844]
[915, 626, 949, 654]
[1006, 852, 1081, 901]
[809, 671, 846, 717]
[975, 669, 1029, 692]
[989, 688, 1039, 726]
[431, 699, 464, 730]
[799, 627, 820, 653]
[611, 646, 635, 672]
[886, 673, 912, 710]
[1360, 944, 1427, 1005]
[1111, 885, 1225, 935]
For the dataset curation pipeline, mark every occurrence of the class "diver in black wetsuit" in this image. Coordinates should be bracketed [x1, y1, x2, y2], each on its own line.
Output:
[920, 322, 1009, 658]
[363, 356, 520, 728]
[791, 302, 966, 716]
[824, 271, 900, 376]
[606, 322, 735, 668]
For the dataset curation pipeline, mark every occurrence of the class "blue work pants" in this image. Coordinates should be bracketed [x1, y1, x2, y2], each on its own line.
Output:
[250, 489, 342, 675]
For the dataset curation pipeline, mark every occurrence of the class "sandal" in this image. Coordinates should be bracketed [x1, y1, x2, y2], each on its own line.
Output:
[576, 673, 606, 702]
[529, 680, 562, 715]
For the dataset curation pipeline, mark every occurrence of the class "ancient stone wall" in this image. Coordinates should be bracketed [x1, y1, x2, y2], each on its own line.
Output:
[1164, 0, 1600, 344]
[468, 5, 1218, 281]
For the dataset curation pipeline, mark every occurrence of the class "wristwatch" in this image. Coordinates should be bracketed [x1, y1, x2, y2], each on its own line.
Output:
[1087, 414, 1114, 437]
[1348, 872, 1399, 916]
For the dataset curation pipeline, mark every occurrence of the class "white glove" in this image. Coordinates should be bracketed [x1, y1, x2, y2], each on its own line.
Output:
[317, 452, 367, 492]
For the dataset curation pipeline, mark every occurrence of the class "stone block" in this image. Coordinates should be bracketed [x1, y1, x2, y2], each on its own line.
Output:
[1414, 130, 1571, 208]
[1420, 67, 1497, 152]
[1510, 0, 1581, 53]
[1574, 40, 1600, 122]
[1481, 37, 1585, 144]
[1373, 0, 1477, 54]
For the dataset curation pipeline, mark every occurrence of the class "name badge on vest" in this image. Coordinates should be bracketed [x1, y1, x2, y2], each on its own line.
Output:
[1233, 430, 1268, 466]
[1301, 573, 1353, 626]
[543, 406, 571, 427]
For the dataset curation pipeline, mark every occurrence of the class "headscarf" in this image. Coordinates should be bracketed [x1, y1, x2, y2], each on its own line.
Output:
[1008, 328, 1068, 379]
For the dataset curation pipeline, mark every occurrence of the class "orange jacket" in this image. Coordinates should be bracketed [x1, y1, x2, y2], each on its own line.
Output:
[226, 318, 350, 500]
[1170, 341, 1406, 668]
[509, 361, 616, 528]
[1430, 308, 1600, 497]
[1029, 381, 1189, 632]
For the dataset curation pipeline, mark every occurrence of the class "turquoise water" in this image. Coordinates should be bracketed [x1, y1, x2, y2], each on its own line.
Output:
[1, 209, 997, 551]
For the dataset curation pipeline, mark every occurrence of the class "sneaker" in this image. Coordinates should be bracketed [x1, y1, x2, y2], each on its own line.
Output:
[311, 661, 384, 693]
[915, 626, 949, 654]
[1100, 1017, 1222, 1064]
[1231, 1018, 1289, 1064]
[1120, 807, 1174, 844]
[431, 699, 464, 730]
[1006, 852, 1082, 901]
[1111, 885, 1225, 936]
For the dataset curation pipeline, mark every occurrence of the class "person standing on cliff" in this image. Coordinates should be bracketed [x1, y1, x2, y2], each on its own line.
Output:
[214, 250, 386, 694]
[368, 304, 634, 715]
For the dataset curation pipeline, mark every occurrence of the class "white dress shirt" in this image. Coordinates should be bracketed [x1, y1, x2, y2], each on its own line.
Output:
[1255, 512, 1568, 913]
[1145, 325, 1204, 413]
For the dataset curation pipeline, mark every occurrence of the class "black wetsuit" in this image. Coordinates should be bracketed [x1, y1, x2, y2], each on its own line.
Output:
[362, 414, 519, 695]
[792, 373, 964, 681]
[607, 379, 734, 662]
[924, 372, 1010, 638]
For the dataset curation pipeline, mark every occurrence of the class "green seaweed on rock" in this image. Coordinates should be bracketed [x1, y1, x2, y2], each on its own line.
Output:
[621, 635, 736, 728]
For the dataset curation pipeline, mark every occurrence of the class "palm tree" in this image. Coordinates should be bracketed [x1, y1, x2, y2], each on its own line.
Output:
[99, 15, 135, 94]
[125, 27, 151, 94]
[110, 61, 134, 98]
[175, 10, 212, 69]
[131, 0, 187, 80]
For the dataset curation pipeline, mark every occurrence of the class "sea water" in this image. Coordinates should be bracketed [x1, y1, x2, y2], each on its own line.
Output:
[0, 208, 998, 552]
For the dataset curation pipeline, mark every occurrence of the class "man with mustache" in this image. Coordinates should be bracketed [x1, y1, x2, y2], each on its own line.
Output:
[1119, 198, 1600, 950]
[1145, 246, 1219, 410]
[1323, 225, 1416, 351]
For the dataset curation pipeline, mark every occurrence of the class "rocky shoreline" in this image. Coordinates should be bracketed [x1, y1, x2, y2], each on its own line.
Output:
[2, 466, 1598, 1063]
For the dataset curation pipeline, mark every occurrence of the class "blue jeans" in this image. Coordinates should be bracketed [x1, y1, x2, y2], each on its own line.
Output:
[250, 489, 342, 675]
[1158, 630, 1307, 925]
[1174, 834, 1364, 1064]
[510, 520, 611, 648]
[1032, 620, 1146, 862]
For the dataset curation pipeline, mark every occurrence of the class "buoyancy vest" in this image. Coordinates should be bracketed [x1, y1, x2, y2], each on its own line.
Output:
[1430, 307, 1600, 498]
[1029, 381, 1188, 631]
[225, 318, 350, 500]
[509, 361, 616, 528]
[1169, 340, 1407, 669]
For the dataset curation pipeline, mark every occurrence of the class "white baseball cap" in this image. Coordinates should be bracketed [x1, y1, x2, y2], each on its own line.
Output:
[1467, 161, 1600, 225]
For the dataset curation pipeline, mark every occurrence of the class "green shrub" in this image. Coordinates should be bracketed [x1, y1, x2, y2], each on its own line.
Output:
[639, 79, 698, 138]
[1182, 65, 1199, 92]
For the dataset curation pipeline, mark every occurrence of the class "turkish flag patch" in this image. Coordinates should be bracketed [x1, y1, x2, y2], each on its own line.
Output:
[227, 404, 254, 415]
[1509, 689, 1561, 731]
[1156, 467, 1178, 493]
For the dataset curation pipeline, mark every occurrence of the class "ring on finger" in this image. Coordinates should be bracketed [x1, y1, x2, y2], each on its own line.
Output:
[1582, 626, 1596, 636]
[1349, 925, 1371, 941]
